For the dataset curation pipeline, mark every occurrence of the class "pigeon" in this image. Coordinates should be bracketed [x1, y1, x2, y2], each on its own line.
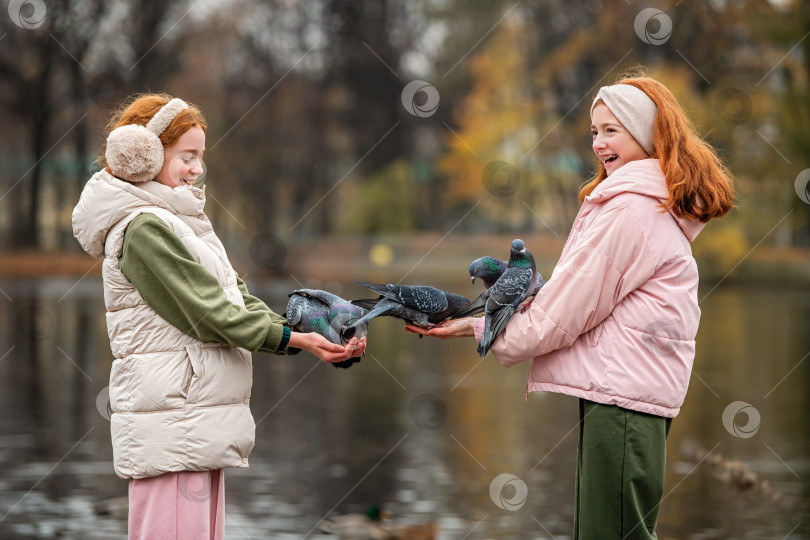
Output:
[346, 282, 470, 329]
[477, 239, 539, 357]
[285, 289, 368, 368]
[453, 254, 545, 319]
[469, 256, 508, 289]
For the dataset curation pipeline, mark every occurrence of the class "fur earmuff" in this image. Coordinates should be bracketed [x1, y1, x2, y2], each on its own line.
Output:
[105, 98, 189, 183]
[105, 124, 164, 183]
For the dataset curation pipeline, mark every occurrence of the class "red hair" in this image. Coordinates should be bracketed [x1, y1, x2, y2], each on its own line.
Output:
[97, 93, 207, 172]
[580, 76, 735, 222]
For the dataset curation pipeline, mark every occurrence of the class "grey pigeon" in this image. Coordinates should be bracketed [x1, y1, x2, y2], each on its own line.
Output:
[347, 282, 470, 329]
[453, 255, 545, 319]
[285, 289, 368, 368]
[477, 239, 539, 356]
[469, 256, 508, 289]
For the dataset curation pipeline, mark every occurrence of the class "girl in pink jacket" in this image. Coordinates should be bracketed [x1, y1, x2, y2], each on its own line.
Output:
[408, 75, 735, 538]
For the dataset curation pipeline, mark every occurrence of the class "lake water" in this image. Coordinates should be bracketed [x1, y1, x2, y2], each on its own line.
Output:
[0, 277, 808, 539]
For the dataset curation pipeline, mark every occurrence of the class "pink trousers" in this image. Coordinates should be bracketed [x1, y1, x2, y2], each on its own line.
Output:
[128, 470, 225, 540]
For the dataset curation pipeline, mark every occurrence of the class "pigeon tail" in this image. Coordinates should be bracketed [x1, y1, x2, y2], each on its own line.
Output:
[344, 302, 386, 330]
[478, 304, 515, 356]
[350, 298, 380, 311]
[345, 298, 426, 329]
[451, 292, 487, 319]
[354, 281, 393, 298]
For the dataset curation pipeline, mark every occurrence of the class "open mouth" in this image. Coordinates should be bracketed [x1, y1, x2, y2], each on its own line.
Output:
[602, 154, 618, 166]
[180, 178, 195, 186]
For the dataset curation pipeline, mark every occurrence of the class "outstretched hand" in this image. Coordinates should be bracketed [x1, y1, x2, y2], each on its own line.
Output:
[403, 317, 476, 340]
[288, 332, 367, 363]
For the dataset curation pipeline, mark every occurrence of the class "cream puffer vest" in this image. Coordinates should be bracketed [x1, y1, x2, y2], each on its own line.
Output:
[73, 171, 254, 479]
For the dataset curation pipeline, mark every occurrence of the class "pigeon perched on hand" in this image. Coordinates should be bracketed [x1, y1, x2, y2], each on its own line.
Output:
[477, 239, 539, 357]
[469, 256, 508, 289]
[285, 289, 368, 368]
[347, 282, 470, 329]
[453, 254, 545, 319]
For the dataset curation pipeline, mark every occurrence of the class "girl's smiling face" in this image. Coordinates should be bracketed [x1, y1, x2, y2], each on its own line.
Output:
[591, 103, 649, 176]
[155, 126, 205, 188]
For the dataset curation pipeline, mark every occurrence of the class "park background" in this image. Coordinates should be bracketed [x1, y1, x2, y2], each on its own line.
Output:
[1, 0, 809, 538]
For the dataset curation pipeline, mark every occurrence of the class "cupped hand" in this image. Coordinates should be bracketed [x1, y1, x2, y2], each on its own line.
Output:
[289, 332, 367, 363]
[403, 317, 476, 339]
[342, 336, 367, 360]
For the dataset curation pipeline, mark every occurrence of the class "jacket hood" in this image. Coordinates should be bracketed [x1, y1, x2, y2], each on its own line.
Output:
[585, 158, 705, 242]
[73, 170, 207, 258]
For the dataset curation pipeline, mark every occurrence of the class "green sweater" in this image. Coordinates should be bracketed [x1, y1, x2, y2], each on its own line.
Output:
[119, 213, 291, 354]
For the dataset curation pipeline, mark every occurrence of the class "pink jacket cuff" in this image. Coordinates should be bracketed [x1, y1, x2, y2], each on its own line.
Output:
[473, 317, 485, 342]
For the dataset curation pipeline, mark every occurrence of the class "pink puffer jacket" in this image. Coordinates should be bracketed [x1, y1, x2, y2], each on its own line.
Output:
[474, 159, 704, 418]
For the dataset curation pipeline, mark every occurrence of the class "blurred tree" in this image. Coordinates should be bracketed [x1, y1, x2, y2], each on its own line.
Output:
[206, 0, 437, 236]
[0, 0, 193, 248]
[437, 0, 807, 244]
[0, 0, 808, 254]
[0, 3, 59, 247]
[436, 17, 552, 229]
[325, 0, 408, 171]
[761, 0, 810, 244]
[124, 2, 190, 91]
[338, 159, 416, 234]
[0, 0, 110, 247]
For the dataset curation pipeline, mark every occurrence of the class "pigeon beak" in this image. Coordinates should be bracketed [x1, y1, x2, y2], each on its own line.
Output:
[470, 276, 476, 284]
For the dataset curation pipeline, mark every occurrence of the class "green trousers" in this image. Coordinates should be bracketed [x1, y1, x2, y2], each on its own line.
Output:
[574, 399, 672, 540]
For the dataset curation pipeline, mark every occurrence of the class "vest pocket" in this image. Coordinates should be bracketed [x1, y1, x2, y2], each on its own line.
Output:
[183, 345, 205, 404]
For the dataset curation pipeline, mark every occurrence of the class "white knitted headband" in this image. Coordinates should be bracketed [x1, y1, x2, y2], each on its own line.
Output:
[590, 84, 657, 155]
[106, 98, 190, 183]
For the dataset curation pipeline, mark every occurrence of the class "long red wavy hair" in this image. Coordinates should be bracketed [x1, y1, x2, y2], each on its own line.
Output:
[97, 93, 207, 173]
[580, 77, 734, 222]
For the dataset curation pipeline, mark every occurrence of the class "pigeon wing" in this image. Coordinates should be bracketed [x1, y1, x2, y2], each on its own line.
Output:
[389, 285, 448, 313]
[292, 288, 345, 308]
[344, 298, 399, 329]
[285, 294, 307, 327]
[529, 271, 546, 296]
[486, 267, 533, 309]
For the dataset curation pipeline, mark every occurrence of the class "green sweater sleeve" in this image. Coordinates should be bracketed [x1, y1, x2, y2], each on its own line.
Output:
[237, 276, 281, 317]
[119, 213, 290, 354]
